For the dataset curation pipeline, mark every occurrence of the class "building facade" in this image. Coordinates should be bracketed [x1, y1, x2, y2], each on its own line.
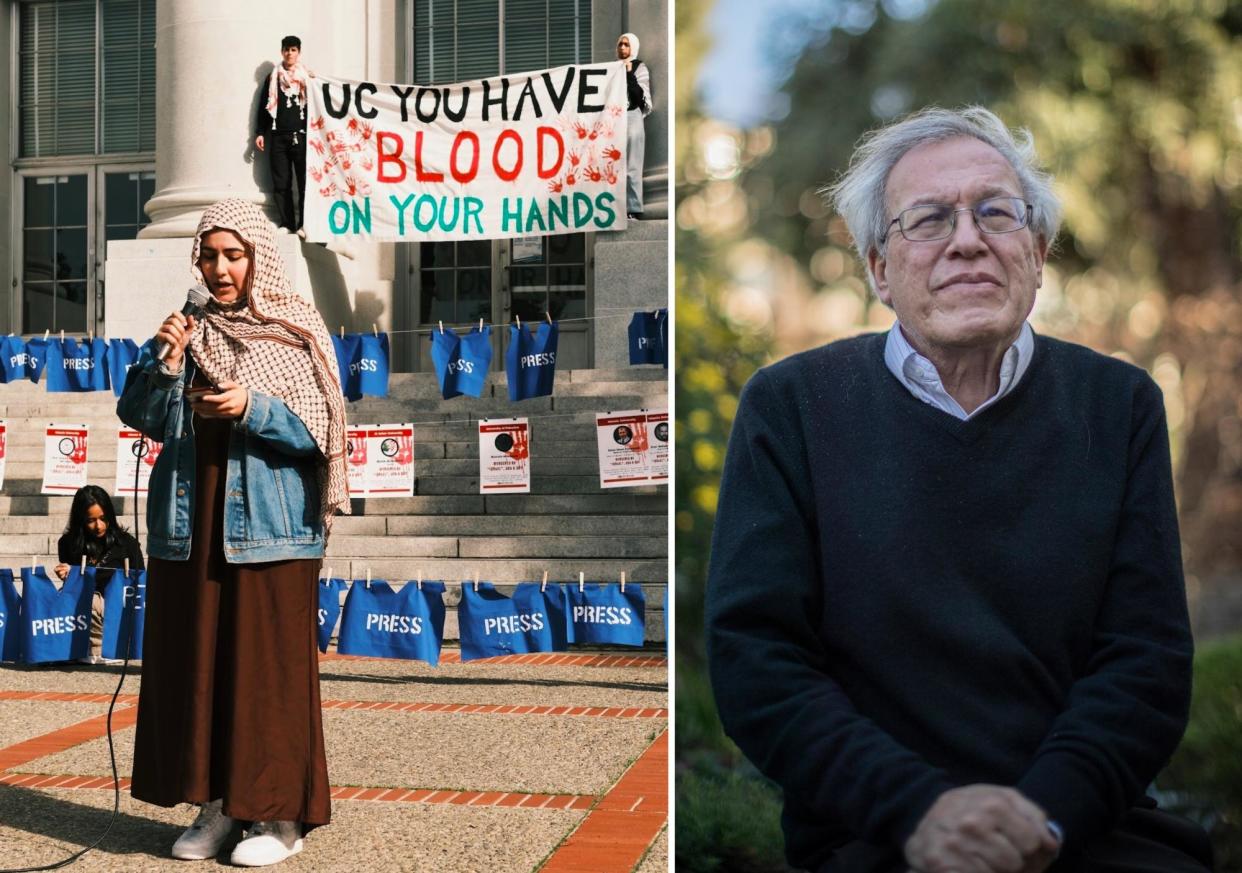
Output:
[1, 0, 668, 370]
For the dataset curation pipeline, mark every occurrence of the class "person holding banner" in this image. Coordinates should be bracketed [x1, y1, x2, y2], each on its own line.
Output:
[617, 32, 652, 220]
[254, 35, 310, 236]
[118, 198, 348, 866]
[53, 484, 145, 665]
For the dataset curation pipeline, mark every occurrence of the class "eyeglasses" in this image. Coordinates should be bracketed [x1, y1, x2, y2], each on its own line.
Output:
[886, 196, 1033, 243]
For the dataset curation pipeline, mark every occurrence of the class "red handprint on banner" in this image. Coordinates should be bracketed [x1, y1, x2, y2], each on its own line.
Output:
[70, 434, 88, 464]
[0, 430, 6, 460]
[348, 437, 367, 466]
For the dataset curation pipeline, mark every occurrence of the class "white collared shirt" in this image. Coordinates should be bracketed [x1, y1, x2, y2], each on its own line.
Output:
[883, 321, 1034, 420]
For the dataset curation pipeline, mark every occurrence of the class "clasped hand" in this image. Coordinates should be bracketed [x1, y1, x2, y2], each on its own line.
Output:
[904, 785, 1060, 873]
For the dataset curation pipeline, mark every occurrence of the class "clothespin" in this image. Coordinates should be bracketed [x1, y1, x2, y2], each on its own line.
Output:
[89, 329, 94, 342]
[545, 312, 553, 325]
[515, 314, 521, 329]
[124, 557, 130, 576]
[80, 556, 87, 572]
[473, 570, 480, 592]
[31, 556, 37, 572]
[578, 571, 585, 593]
[60, 329, 65, 343]
[478, 317, 484, 332]
[42, 329, 49, 341]
[541, 570, 549, 593]
[439, 320, 444, 334]
[372, 322, 379, 337]
[366, 567, 372, 589]
[620, 570, 626, 593]
[416, 570, 423, 591]
[324, 566, 333, 583]
[339, 325, 345, 339]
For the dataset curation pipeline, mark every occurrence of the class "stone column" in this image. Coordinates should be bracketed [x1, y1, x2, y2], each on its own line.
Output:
[141, 0, 315, 237]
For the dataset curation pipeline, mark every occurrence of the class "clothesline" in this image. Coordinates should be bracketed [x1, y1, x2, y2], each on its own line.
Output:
[6, 309, 657, 345]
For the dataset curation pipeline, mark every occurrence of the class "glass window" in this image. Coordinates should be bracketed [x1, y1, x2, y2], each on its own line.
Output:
[419, 243, 494, 324]
[18, 0, 156, 158]
[104, 171, 156, 241]
[507, 234, 586, 322]
[23, 175, 90, 333]
[414, 0, 590, 83]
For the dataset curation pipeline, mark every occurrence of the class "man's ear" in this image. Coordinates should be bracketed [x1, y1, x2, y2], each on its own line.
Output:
[867, 248, 893, 306]
[1034, 234, 1048, 289]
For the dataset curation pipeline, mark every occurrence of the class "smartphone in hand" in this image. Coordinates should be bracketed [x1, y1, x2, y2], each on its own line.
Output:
[184, 384, 220, 400]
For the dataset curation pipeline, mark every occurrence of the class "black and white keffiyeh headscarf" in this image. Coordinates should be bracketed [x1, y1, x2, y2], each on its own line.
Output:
[188, 198, 349, 531]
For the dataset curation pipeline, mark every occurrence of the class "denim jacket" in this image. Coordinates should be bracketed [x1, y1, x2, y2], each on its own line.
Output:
[116, 350, 325, 563]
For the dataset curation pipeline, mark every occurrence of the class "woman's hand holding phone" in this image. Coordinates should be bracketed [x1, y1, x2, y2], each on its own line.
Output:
[188, 381, 248, 419]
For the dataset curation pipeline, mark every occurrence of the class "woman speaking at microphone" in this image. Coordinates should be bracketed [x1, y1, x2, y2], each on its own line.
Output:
[118, 198, 348, 867]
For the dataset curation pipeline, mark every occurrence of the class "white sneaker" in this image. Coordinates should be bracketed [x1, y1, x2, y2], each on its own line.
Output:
[230, 820, 303, 867]
[171, 799, 236, 860]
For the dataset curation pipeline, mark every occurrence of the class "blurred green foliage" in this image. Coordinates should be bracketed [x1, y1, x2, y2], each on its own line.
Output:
[677, 0, 1242, 868]
[1161, 634, 1242, 869]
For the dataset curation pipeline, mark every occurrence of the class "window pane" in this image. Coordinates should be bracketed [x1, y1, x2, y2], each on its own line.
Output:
[19, 51, 54, 103]
[511, 292, 545, 322]
[107, 224, 140, 242]
[106, 173, 139, 226]
[24, 177, 56, 227]
[420, 271, 454, 324]
[422, 241, 456, 268]
[20, 106, 56, 157]
[24, 230, 55, 281]
[458, 240, 491, 266]
[548, 290, 585, 320]
[23, 283, 57, 333]
[57, 1, 96, 51]
[548, 264, 584, 288]
[457, 23, 500, 80]
[457, 0, 500, 24]
[57, 228, 89, 280]
[103, 100, 140, 152]
[457, 269, 491, 322]
[58, 176, 89, 225]
[547, 232, 583, 263]
[57, 283, 90, 333]
[511, 265, 546, 290]
[504, 18, 546, 73]
[56, 101, 96, 154]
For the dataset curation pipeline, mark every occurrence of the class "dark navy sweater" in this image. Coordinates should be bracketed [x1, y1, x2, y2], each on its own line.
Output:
[705, 332, 1193, 871]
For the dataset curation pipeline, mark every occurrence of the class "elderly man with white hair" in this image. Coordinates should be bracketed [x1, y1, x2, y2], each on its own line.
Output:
[705, 106, 1214, 873]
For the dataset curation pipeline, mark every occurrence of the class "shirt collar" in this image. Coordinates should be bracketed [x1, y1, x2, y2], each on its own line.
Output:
[883, 321, 1034, 420]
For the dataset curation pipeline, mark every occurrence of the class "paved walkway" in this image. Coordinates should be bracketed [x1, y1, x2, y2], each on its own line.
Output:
[0, 651, 668, 872]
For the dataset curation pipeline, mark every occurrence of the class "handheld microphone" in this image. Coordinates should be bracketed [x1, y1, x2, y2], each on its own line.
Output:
[155, 284, 211, 361]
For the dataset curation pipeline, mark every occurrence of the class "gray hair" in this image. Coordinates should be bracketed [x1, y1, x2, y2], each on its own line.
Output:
[825, 106, 1061, 280]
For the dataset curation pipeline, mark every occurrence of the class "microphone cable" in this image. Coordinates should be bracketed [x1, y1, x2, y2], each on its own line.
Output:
[0, 364, 156, 872]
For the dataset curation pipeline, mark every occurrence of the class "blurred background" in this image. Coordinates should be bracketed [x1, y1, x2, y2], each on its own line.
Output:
[674, 0, 1242, 869]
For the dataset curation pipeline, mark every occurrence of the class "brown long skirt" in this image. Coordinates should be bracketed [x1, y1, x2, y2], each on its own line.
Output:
[129, 412, 330, 828]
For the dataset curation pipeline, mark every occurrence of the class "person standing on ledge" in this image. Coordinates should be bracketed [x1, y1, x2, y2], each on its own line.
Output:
[255, 35, 310, 237]
[617, 32, 652, 221]
[706, 106, 1214, 873]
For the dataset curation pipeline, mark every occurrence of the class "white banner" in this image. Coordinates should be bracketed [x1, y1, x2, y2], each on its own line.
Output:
[478, 418, 531, 494]
[346, 424, 415, 496]
[595, 411, 651, 489]
[42, 424, 89, 495]
[0, 421, 7, 491]
[114, 428, 163, 496]
[305, 63, 629, 241]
